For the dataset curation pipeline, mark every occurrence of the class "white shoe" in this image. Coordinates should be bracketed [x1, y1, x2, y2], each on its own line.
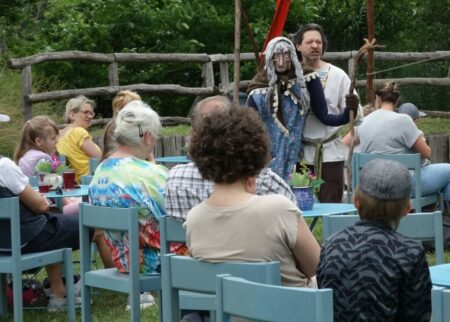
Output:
[47, 294, 81, 312]
[126, 292, 155, 311]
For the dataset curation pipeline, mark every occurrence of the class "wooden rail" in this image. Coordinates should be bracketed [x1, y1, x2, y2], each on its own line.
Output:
[7, 50, 450, 121]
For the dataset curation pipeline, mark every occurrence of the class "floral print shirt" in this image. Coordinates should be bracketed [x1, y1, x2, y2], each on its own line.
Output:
[89, 157, 187, 275]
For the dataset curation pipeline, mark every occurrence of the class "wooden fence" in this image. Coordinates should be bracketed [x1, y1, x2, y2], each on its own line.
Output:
[7, 50, 450, 120]
[155, 134, 450, 164]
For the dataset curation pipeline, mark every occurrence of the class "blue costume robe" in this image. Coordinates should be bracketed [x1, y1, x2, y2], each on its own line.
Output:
[247, 73, 350, 182]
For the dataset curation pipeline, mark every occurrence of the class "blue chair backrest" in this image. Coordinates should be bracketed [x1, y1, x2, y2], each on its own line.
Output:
[80, 175, 93, 185]
[216, 275, 333, 322]
[162, 254, 281, 321]
[352, 153, 434, 211]
[160, 216, 186, 255]
[322, 211, 444, 264]
[28, 175, 38, 187]
[58, 154, 67, 164]
[89, 158, 100, 175]
[79, 203, 139, 276]
[432, 286, 450, 322]
[0, 197, 22, 258]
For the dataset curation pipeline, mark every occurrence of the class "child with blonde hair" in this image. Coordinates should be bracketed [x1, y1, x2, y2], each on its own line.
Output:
[14, 116, 59, 176]
[14, 115, 79, 216]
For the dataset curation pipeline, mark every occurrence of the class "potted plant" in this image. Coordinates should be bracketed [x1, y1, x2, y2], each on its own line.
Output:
[289, 161, 325, 211]
[35, 156, 67, 190]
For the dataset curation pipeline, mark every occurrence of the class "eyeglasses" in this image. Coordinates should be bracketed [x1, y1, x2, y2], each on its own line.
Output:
[273, 53, 291, 62]
[77, 110, 95, 117]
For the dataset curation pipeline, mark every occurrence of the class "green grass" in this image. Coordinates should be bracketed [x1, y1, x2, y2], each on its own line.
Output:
[1, 218, 447, 322]
[0, 250, 160, 322]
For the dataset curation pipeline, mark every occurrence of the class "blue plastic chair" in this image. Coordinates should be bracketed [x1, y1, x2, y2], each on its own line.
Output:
[162, 254, 281, 322]
[432, 286, 450, 322]
[352, 153, 443, 211]
[28, 176, 38, 187]
[79, 203, 162, 322]
[0, 197, 75, 322]
[80, 175, 93, 185]
[429, 263, 450, 287]
[156, 156, 189, 164]
[89, 158, 100, 175]
[160, 216, 219, 319]
[58, 154, 67, 165]
[216, 275, 333, 322]
[322, 211, 445, 264]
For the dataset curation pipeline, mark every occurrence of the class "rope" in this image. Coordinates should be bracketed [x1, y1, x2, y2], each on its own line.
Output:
[367, 53, 450, 76]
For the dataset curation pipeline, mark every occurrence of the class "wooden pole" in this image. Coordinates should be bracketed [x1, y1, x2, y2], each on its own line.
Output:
[233, 0, 241, 106]
[366, 0, 375, 105]
[239, 1, 260, 62]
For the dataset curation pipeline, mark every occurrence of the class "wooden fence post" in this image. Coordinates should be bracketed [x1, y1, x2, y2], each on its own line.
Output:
[220, 61, 230, 92]
[108, 62, 119, 86]
[21, 66, 33, 121]
[427, 134, 450, 163]
[202, 61, 215, 88]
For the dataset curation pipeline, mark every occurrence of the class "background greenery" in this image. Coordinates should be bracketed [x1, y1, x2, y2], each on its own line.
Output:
[0, 0, 448, 117]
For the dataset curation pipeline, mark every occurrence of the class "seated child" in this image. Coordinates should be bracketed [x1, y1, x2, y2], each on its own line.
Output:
[317, 158, 431, 322]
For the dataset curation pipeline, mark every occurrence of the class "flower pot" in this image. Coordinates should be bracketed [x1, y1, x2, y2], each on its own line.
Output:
[292, 186, 314, 211]
[38, 173, 63, 190]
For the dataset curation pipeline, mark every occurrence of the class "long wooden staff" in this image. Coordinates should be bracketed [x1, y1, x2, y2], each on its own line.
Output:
[346, 38, 379, 202]
[233, 0, 241, 107]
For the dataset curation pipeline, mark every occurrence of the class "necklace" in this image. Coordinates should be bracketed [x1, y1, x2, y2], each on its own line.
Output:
[318, 64, 331, 89]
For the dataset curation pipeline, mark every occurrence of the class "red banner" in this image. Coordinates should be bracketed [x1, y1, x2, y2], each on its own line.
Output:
[261, 0, 291, 56]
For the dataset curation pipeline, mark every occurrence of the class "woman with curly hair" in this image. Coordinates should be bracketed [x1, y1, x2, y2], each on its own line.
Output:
[185, 107, 320, 288]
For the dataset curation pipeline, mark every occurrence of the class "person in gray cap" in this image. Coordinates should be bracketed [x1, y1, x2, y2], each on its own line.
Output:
[398, 102, 427, 121]
[355, 82, 450, 223]
[317, 158, 431, 322]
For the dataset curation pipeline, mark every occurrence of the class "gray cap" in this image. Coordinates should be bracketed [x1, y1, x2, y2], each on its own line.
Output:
[359, 159, 411, 200]
[397, 103, 427, 120]
[0, 114, 10, 122]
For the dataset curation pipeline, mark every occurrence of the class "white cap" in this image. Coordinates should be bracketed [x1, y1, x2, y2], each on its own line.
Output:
[0, 114, 10, 122]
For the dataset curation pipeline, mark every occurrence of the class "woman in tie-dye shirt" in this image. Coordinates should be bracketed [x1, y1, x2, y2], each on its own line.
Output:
[89, 100, 186, 275]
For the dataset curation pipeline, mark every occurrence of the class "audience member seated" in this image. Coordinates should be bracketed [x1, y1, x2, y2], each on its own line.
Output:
[0, 113, 87, 311]
[56, 95, 101, 183]
[101, 90, 141, 160]
[185, 107, 320, 288]
[88, 101, 187, 308]
[165, 95, 296, 220]
[14, 115, 79, 216]
[317, 158, 431, 321]
[354, 82, 450, 213]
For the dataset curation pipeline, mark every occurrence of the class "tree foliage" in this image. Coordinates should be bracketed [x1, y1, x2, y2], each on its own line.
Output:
[0, 0, 448, 115]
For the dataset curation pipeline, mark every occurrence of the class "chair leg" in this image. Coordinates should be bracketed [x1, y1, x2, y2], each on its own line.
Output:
[210, 309, 216, 322]
[157, 290, 163, 322]
[63, 249, 76, 322]
[81, 282, 92, 322]
[12, 272, 23, 322]
[0, 274, 7, 317]
[130, 290, 141, 322]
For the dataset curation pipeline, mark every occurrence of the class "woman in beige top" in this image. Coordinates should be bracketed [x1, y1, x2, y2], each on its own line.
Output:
[185, 107, 320, 288]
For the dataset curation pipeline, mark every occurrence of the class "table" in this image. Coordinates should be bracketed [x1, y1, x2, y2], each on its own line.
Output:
[44, 185, 89, 199]
[430, 264, 450, 287]
[302, 203, 357, 230]
[156, 156, 190, 164]
[43, 185, 89, 209]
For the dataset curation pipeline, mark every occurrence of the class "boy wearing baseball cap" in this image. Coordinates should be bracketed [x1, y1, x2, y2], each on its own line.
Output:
[317, 159, 431, 321]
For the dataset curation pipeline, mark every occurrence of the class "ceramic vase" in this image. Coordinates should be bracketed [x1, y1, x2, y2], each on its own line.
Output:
[38, 173, 63, 190]
[292, 186, 314, 211]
